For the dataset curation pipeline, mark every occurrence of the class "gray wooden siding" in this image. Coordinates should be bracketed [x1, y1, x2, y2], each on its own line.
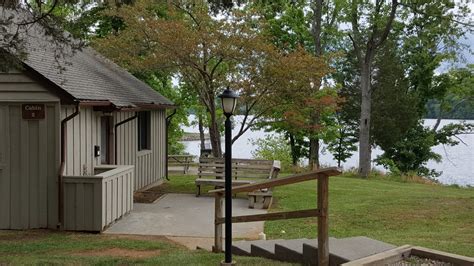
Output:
[63, 165, 134, 232]
[115, 110, 166, 191]
[61, 106, 101, 176]
[0, 72, 58, 102]
[62, 108, 166, 191]
[0, 103, 60, 229]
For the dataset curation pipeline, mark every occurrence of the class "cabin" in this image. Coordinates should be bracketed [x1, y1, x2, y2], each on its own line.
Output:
[0, 13, 174, 231]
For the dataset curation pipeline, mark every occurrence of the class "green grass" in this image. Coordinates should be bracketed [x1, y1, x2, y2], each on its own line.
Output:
[265, 175, 474, 257]
[0, 230, 295, 265]
[3, 173, 472, 264]
[167, 173, 474, 256]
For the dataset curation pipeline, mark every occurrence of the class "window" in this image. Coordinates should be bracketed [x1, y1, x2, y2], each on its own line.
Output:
[100, 116, 112, 164]
[138, 111, 151, 151]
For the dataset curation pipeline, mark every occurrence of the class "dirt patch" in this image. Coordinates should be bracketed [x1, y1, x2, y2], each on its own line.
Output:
[73, 248, 161, 259]
[134, 184, 170, 203]
[103, 234, 175, 243]
[0, 229, 53, 241]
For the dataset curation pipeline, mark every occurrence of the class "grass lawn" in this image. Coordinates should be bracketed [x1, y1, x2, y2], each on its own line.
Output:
[2, 173, 472, 264]
[166, 174, 474, 257]
[265, 175, 474, 257]
[0, 230, 295, 265]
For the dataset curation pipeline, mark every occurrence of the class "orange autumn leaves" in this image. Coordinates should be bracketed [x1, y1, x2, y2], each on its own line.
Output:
[94, 0, 338, 135]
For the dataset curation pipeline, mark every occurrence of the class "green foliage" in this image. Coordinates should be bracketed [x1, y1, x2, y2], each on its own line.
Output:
[375, 122, 473, 177]
[425, 65, 474, 119]
[327, 113, 358, 168]
[371, 41, 420, 151]
[138, 73, 194, 155]
[251, 134, 294, 171]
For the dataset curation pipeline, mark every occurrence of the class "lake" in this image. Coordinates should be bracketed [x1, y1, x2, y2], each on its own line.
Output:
[181, 117, 474, 187]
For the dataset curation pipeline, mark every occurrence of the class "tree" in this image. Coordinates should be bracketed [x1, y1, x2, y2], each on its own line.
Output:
[431, 65, 474, 130]
[345, 0, 398, 176]
[344, 0, 472, 176]
[252, 0, 342, 168]
[95, 0, 329, 158]
[0, 1, 89, 71]
[308, 0, 344, 169]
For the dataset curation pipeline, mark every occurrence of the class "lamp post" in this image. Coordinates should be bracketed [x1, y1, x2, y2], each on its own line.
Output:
[219, 88, 239, 265]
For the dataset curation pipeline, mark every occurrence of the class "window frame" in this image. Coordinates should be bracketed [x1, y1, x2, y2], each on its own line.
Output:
[137, 111, 151, 151]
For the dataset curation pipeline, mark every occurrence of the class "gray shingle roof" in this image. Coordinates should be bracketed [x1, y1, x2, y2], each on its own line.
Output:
[2, 8, 174, 108]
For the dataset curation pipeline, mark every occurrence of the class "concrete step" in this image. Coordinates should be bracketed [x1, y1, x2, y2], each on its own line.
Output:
[250, 239, 283, 260]
[231, 239, 282, 256]
[273, 238, 315, 263]
[303, 236, 397, 266]
[273, 237, 341, 263]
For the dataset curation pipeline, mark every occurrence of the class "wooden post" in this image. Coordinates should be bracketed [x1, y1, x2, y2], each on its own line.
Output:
[318, 174, 329, 266]
[214, 192, 224, 252]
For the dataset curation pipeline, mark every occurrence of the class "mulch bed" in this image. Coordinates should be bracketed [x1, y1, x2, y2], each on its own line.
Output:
[389, 256, 454, 266]
[133, 183, 170, 203]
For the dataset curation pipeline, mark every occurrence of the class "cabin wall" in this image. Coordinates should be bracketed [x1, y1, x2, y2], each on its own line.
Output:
[0, 71, 60, 230]
[115, 110, 166, 190]
[62, 108, 167, 191]
[61, 106, 101, 176]
[0, 71, 59, 102]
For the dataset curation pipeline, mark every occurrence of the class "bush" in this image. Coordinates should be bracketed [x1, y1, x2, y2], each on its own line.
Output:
[251, 134, 293, 172]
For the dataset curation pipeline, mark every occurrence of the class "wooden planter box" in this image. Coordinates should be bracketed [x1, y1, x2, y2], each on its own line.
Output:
[342, 245, 474, 266]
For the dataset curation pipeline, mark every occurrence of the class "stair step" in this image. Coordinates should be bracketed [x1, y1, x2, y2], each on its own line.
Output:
[303, 236, 397, 265]
[273, 238, 315, 262]
[231, 239, 281, 256]
[250, 239, 284, 260]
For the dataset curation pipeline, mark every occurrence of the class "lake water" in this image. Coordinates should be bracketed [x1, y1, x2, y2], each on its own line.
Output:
[181, 117, 474, 186]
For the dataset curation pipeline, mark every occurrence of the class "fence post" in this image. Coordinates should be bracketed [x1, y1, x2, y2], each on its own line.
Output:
[214, 192, 224, 252]
[318, 174, 329, 266]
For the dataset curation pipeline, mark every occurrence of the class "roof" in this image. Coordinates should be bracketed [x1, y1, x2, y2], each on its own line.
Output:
[1, 8, 174, 109]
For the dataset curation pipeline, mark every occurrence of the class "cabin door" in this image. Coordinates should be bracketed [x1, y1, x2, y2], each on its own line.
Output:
[0, 103, 58, 229]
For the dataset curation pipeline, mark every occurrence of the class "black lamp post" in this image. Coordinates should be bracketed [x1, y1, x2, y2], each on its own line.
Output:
[219, 88, 239, 265]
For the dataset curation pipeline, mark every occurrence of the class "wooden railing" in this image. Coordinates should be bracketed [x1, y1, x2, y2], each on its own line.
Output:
[209, 167, 342, 266]
[63, 165, 134, 232]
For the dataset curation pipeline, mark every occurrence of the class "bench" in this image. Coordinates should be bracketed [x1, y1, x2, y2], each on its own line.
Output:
[168, 155, 195, 174]
[195, 158, 281, 209]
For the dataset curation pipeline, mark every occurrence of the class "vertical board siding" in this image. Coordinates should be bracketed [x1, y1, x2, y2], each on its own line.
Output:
[0, 71, 60, 229]
[63, 165, 134, 232]
[0, 103, 59, 230]
[114, 110, 167, 191]
[61, 106, 100, 176]
[0, 105, 10, 228]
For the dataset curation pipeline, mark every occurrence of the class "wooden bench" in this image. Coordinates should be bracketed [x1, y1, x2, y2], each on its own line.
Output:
[168, 155, 195, 174]
[195, 158, 281, 209]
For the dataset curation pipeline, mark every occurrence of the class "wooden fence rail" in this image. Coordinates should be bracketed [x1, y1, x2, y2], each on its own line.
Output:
[209, 167, 342, 266]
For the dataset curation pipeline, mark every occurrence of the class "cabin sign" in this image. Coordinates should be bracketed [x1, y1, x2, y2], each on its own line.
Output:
[22, 104, 45, 120]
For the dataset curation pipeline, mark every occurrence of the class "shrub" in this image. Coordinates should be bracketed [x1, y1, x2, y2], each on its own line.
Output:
[251, 134, 293, 172]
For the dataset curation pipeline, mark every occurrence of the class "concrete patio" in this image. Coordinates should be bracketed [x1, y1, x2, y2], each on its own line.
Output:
[105, 193, 267, 250]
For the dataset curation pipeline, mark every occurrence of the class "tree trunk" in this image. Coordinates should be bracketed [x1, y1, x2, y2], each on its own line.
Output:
[289, 134, 298, 166]
[358, 62, 372, 177]
[309, 139, 320, 169]
[208, 103, 223, 158]
[198, 114, 206, 149]
[309, 0, 324, 170]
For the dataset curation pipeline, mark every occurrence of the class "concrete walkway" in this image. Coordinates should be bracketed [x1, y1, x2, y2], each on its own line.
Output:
[105, 193, 267, 249]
